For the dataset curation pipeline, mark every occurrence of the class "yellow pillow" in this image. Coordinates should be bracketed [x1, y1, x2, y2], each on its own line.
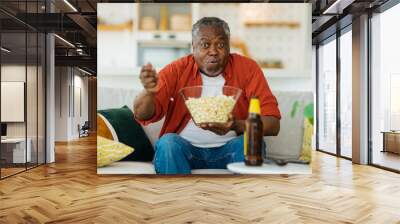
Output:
[97, 136, 134, 167]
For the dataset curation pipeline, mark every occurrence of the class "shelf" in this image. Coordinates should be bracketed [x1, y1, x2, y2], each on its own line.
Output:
[138, 29, 191, 33]
[244, 21, 300, 29]
[97, 21, 134, 32]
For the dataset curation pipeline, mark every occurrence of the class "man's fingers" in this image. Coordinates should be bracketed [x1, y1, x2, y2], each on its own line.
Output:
[144, 83, 157, 89]
[141, 67, 152, 73]
[199, 124, 209, 130]
[140, 64, 157, 79]
[200, 123, 226, 129]
[141, 62, 153, 70]
[141, 77, 157, 88]
[209, 122, 230, 129]
[198, 123, 229, 135]
[140, 71, 157, 84]
[209, 128, 225, 136]
[142, 76, 157, 83]
[141, 71, 157, 79]
[140, 63, 158, 92]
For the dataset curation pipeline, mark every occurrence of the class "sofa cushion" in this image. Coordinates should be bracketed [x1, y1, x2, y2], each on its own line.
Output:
[97, 161, 156, 174]
[98, 105, 154, 161]
[97, 136, 134, 167]
[264, 92, 313, 160]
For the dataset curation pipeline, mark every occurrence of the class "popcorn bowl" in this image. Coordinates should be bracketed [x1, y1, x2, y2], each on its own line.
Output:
[179, 85, 242, 125]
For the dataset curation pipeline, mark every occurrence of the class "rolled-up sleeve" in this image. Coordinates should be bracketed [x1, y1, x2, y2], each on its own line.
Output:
[135, 64, 176, 125]
[245, 61, 281, 120]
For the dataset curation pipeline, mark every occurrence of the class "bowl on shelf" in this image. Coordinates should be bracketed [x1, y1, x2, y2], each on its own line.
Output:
[179, 85, 242, 125]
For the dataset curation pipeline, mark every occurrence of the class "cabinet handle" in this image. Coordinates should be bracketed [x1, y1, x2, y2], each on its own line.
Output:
[153, 34, 161, 39]
[168, 34, 176, 39]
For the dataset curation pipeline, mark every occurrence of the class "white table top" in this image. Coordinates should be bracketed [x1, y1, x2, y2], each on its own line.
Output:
[227, 162, 311, 175]
[1, 137, 28, 143]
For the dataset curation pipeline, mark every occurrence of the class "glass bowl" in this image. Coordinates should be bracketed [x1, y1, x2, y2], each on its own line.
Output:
[179, 85, 242, 125]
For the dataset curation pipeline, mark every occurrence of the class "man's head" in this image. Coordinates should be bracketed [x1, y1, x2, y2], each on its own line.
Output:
[192, 17, 230, 77]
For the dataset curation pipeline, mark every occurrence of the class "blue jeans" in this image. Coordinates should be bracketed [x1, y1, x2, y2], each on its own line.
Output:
[153, 133, 245, 174]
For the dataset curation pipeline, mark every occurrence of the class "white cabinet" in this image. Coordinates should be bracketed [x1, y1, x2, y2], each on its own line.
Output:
[1, 82, 25, 122]
[1, 138, 32, 163]
[98, 3, 193, 77]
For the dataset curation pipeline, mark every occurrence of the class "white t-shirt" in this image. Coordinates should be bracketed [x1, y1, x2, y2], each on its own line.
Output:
[179, 73, 237, 148]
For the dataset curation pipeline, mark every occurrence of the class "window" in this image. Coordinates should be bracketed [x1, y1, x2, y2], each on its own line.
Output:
[371, 3, 400, 171]
[317, 37, 337, 154]
[0, 1, 47, 179]
[340, 29, 352, 158]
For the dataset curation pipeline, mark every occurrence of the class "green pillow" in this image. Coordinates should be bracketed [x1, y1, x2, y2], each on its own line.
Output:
[98, 105, 154, 161]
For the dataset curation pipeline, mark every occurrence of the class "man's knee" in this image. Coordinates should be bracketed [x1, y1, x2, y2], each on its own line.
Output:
[154, 133, 191, 174]
[155, 133, 183, 157]
[156, 133, 180, 146]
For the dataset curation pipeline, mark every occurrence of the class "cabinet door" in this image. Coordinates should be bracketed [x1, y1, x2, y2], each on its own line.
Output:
[386, 133, 400, 154]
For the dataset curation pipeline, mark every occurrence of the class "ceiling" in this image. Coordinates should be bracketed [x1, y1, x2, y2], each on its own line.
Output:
[0, 0, 99, 74]
[0, 0, 394, 75]
[311, 0, 390, 43]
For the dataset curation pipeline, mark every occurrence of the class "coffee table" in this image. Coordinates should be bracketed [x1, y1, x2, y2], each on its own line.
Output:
[227, 162, 311, 174]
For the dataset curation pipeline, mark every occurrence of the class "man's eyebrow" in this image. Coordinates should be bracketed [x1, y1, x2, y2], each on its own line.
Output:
[199, 36, 226, 41]
[198, 37, 209, 41]
[216, 36, 227, 40]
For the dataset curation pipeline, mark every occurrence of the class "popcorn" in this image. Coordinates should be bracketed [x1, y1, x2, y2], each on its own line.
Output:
[185, 95, 236, 124]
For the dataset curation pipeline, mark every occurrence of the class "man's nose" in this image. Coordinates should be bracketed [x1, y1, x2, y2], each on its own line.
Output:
[208, 45, 218, 55]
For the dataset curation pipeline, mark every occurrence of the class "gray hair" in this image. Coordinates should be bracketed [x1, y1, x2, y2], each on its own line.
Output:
[192, 17, 230, 40]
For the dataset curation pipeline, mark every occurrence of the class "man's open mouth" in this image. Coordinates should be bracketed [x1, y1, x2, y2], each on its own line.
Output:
[208, 60, 219, 64]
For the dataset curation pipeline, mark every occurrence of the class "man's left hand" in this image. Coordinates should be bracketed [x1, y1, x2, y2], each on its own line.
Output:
[199, 113, 235, 136]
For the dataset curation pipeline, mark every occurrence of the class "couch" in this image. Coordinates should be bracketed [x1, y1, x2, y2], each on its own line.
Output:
[97, 87, 313, 174]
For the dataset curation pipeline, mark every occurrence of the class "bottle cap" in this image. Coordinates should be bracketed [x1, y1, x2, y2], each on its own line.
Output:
[249, 97, 261, 114]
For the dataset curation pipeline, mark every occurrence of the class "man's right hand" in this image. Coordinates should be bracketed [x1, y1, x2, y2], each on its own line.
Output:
[140, 63, 158, 94]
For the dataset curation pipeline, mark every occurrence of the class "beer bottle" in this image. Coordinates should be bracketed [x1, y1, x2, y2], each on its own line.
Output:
[244, 97, 263, 166]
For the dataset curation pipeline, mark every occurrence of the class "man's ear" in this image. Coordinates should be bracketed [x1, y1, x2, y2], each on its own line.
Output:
[191, 41, 195, 53]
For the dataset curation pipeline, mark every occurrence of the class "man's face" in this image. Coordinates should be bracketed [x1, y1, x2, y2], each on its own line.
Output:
[193, 26, 230, 77]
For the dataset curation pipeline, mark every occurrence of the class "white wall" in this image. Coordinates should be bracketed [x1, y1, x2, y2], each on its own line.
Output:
[72, 73, 89, 138]
[1, 65, 42, 137]
[97, 3, 137, 75]
[268, 77, 313, 92]
[54, 67, 89, 141]
[55, 67, 68, 141]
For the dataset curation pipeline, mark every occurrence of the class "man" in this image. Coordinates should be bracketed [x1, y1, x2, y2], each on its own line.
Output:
[134, 17, 281, 174]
